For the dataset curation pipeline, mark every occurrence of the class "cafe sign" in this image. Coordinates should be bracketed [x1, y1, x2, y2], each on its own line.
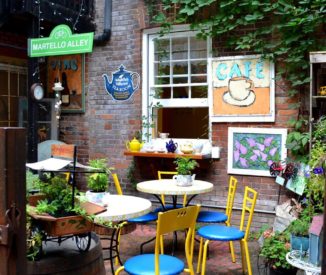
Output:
[28, 24, 94, 57]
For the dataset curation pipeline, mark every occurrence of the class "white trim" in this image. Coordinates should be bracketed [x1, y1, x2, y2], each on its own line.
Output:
[227, 127, 287, 177]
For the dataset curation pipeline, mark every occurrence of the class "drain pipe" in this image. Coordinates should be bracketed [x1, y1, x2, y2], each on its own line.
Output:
[94, 0, 112, 44]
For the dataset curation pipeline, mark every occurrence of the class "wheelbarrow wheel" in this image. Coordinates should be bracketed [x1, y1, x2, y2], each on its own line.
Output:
[75, 232, 91, 252]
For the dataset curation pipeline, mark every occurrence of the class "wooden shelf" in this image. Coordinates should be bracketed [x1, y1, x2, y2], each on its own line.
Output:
[312, 96, 326, 99]
[124, 151, 211, 160]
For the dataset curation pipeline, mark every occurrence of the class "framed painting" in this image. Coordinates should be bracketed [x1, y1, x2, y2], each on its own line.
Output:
[228, 127, 287, 176]
[211, 55, 275, 122]
[47, 54, 85, 113]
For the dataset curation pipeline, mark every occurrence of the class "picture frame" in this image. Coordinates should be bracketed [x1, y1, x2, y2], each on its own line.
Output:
[47, 54, 85, 113]
[228, 127, 287, 177]
[285, 163, 309, 195]
[211, 55, 275, 122]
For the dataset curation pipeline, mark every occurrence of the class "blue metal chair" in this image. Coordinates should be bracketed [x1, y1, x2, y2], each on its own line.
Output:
[115, 205, 201, 275]
[196, 176, 238, 262]
[196, 186, 258, 275]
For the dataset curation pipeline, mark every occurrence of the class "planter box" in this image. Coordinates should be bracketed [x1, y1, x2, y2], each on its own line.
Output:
[290, 234, 309, 252]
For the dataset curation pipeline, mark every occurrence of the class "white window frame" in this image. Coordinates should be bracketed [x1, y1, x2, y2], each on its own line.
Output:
[142, 25, 212, 142]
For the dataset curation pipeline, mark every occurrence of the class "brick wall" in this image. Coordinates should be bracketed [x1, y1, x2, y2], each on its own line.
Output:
[60, 0, 300, 230]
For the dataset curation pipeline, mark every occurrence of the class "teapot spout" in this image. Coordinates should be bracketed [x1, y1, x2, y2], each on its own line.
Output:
[191, 174, 196, 181]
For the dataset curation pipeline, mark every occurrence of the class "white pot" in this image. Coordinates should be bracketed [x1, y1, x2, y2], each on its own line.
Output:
[173, 174, 196, 187]
[85, 190, 110, 205]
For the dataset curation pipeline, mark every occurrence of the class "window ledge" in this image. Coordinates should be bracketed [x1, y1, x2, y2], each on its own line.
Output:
[124, 151, 211, 160]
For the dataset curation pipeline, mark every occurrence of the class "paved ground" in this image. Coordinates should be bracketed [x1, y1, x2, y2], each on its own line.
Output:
[102, 223, 264, 275]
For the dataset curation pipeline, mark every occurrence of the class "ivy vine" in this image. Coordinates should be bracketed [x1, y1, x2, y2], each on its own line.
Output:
[145, 0, 326, 161]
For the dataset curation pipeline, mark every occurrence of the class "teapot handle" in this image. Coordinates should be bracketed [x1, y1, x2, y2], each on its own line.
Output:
[131, 72, 140, 91]
[125, 141, 130, 150]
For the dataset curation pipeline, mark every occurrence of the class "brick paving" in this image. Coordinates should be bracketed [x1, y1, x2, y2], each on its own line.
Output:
[102, 223, 263, 275]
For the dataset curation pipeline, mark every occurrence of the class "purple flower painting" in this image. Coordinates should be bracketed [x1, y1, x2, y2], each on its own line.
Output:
[228, 127, 287, 177]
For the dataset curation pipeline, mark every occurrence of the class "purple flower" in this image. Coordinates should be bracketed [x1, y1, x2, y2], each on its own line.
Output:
[269, 147, 277, 156]
[260, 152, 267, 161]
[253, 150, 261, 156]
[234, 150, 240, 162]
[267, 160, 273, 166]
[246, 138, 256, 147]
[313, 167, 324, 174]
[235, 140, 241, 150]
[239, 157, 248, 168]
[264, 136, 274, 147]
[256, 143, 265, 151]
[250, 155, 258, 161]
[239, 144, 248, 154]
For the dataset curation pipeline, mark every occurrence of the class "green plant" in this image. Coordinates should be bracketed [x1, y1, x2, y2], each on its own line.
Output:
[87, 158, 113, 192]
[174, 157, 199, 175]
[286, 116, 309, 163]
[312, 116, 326, 142]
[26, 214, 43, 261]
[287, 206, 314, 236]
[34, 175, 76, 216]
[260, 231, 293, 270]
[26, 170, 43, 192]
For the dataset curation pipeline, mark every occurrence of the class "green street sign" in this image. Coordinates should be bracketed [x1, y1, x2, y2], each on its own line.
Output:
[28, 24, 94, 57]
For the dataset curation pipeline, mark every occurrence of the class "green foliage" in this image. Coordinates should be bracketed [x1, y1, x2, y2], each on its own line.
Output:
[146, 0, 326, 133]
[174, 157, 199, 175]
[312, 116, 326, 142]
[26, 215, 43, 261]
[87, 158, 113, 192]
[260, 231, 293, 270]
[35, 175, 75, 216]
[286, 116, 309, 163]
[26, 170, 43, 192]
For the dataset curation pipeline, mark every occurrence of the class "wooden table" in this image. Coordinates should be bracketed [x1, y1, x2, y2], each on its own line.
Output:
[94, 195, 152, 274]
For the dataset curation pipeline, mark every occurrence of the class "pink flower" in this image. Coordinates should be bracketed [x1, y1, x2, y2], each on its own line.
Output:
[246, 138, 256, 147]
[239, 144, 247, 154]
[235, 140, 241, 150]
[267, 160, 274, 166]
[261, 152, 267, 161]
[269, 147, 277, 156]
[264, 136, 274, 147]
[234, 150, 240, 162]
[239, 157, 248, 168]
[250, 155, 258, 161]
[253, 150, 261, 156]
[256, 143, 265, 151]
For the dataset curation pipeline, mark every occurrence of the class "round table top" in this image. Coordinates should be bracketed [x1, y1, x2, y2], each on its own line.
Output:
[286, 251, 321, 275]
[94, 195, 152, 222]
[137, 179, 214, 195]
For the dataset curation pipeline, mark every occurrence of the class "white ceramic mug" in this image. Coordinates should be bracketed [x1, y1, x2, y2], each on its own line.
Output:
[228, 77, 254, 101]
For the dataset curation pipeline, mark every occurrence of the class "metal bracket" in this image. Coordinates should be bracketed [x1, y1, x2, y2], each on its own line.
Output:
[0, 224, 9, 246]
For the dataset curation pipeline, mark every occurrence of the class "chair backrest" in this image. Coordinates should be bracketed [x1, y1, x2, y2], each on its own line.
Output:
[155, 205, 200, 275]
[111, 173, 123, 195]
[157, 171, 177, 180]
[51, 144, 76, 161]
[225, 176, 238, 225]
[239, 186, 258, 240]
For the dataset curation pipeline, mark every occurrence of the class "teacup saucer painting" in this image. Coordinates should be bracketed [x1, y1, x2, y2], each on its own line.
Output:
[227, 127, 287, 177]
[212, 55, 275, 122]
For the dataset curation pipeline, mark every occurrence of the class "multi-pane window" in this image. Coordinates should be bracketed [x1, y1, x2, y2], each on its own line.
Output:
[0, 64, 27, 126]
[144, 29, 211, 140]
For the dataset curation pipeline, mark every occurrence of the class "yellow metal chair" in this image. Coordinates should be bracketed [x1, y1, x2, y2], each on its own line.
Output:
[196, 186, 258, 275]
[115, 205, 201, 275]
[196, 176, 238, 263]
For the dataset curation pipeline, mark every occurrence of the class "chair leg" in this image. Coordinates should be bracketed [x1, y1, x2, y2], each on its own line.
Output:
[196, 237, 204, 274]
[114, 266, 125, 275]
[229, 240, 236, 263]
[200, 239, 210, 275]
[242, 240, 252, 275]
[114, 230, 122, 266]
[240, 240, 246, 274]
[160, 235, 164, 254]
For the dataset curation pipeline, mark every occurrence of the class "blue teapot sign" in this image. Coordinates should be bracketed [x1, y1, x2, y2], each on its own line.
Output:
[102, 65, 140, 101]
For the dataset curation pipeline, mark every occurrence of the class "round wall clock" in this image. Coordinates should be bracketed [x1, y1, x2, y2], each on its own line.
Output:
[30, 83, 44, 101]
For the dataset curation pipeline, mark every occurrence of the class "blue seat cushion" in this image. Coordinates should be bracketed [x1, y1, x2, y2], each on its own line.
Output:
[196, 210, 227, 223]
[127, 212, 157, 223]
[124, 254, 184, 275]
[197, 224, 245, 241]
[154, 204, 183, 213]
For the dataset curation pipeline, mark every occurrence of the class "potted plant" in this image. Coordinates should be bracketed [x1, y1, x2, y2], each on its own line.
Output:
[260, 231, 297, 275]
[287, 206, 313, 254]
[173, 157, 199, 186]
[86, 158, 113, 204]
